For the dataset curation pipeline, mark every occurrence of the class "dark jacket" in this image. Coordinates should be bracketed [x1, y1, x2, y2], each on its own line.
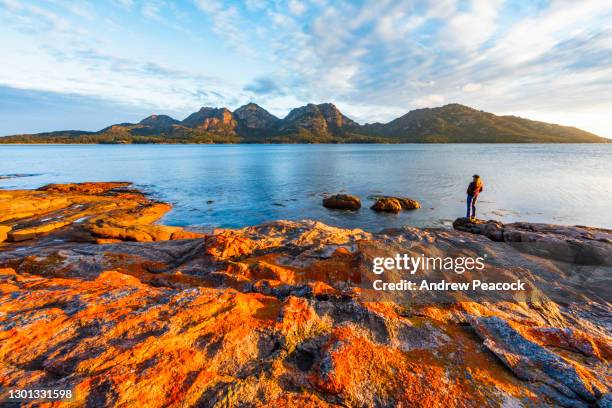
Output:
[467, 181, 483, 196]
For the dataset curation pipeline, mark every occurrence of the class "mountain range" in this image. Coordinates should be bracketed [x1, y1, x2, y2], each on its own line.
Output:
[0, 103, 607, 143]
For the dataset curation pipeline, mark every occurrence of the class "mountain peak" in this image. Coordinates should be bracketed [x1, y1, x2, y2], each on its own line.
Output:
[234, 102, 270, 116]
[181, 107, 237, 133]
[138, 115, 179, 128]
[437, 103, 479, 112]
[234, 103, 279, 133]
[280, 102, 357, 135]
[236, 102, 263, 110]
[440, 103, 471, 109]
[316, 102, 338, 109]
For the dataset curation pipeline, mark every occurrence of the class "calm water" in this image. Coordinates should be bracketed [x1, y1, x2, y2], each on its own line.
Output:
[2, 144, 611, 230]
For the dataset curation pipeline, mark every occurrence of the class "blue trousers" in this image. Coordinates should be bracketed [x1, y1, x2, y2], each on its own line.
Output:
[466, 195, 477, 218]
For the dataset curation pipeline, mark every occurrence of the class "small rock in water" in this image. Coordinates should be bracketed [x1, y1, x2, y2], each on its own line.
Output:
[370, 195, 421, 212]
[322, 194, 361, 210]
[371, 197, 402, 213]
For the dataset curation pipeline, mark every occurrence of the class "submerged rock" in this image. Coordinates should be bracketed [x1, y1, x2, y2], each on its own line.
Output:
[322, 194, 361, 210]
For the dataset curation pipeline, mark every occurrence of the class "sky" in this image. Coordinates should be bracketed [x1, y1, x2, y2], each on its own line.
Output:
[0, 0, 611, 137]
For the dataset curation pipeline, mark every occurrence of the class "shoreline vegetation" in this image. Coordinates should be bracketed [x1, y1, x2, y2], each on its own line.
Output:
[0, 182, 610, 406]
[1, 103, 608, 144]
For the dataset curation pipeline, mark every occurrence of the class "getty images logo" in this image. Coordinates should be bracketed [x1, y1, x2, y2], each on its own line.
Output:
[372, 253, 487, 275]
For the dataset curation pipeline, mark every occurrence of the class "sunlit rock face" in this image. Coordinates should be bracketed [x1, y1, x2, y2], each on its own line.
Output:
[0, 183, 610, 407]
[0, 182, 204, 244]
[181, 107, 239, 134]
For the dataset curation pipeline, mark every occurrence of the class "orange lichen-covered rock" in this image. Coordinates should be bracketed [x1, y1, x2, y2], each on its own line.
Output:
[310, 325, 489, 407]
[37, 182, 131, 194]
[8, 220, 71, 242]
[0, 184, 609, 407]
[204, 232, 258, 259]
[521, 326, 612, 361]
[0, 194, 70, 222]
[0, 225, 10, 243]
[0, 182, 204, 244]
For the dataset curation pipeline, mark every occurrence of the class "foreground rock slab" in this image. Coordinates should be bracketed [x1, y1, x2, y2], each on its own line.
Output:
[0, 183, 610, 407]
[0, 182, 205, 244]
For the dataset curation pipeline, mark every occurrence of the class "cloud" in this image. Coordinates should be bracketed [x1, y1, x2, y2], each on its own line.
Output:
[192, 0, 254, 56]
[287, 0, 306, 16]
[141, 0, 165, 21]
[0, 85, 155, 134]
[239, 0, 612, 135]
[0, 2, 232, 119]
[0, 0, 72, 33]
[413, 94, 445, 108]
[245, 0, 265, 10]
[440, 0, 502, 52]
[244, 77, 285, 97]
[462, 83, 482, 92]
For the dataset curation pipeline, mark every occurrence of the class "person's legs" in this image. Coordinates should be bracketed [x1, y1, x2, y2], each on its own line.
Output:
[466, 195, 473, 218]
[471, 195, 478, 218]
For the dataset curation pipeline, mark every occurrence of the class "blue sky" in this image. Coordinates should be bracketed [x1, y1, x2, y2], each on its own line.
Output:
[0, 0, 611, 137]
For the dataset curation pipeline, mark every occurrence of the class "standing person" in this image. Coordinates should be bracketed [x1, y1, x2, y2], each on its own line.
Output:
[466, 174, 484, 219]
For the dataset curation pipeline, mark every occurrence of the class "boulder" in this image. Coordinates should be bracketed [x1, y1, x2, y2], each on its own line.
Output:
[371, 197, 402, 213]
[370, 196, 421, 212]
[395, 197, 421, 210]
[322, 194, 361, 210]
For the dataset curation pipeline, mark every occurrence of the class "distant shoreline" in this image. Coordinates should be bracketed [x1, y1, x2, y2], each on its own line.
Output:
[1, 103, 608, 144]
[0, 141, 610, 145]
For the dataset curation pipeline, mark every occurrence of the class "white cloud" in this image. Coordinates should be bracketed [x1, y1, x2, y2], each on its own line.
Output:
[439, 0, 502, 52]
[375, 13, 403, 41]
[0, 1, 72, 32]
[141, 0, 165, 20]
[287, 0, 306, 16]
[193, 0, 254, 56]
[483, 0, 612, 67]
[413, 94, 445, 108]
[462, 83, 482, 92]
[0, 0, 20, 9]
[0, 44, 242, 112]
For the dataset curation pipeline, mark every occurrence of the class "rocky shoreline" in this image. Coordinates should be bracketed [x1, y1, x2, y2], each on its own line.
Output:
[0, 183, 610, 407]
